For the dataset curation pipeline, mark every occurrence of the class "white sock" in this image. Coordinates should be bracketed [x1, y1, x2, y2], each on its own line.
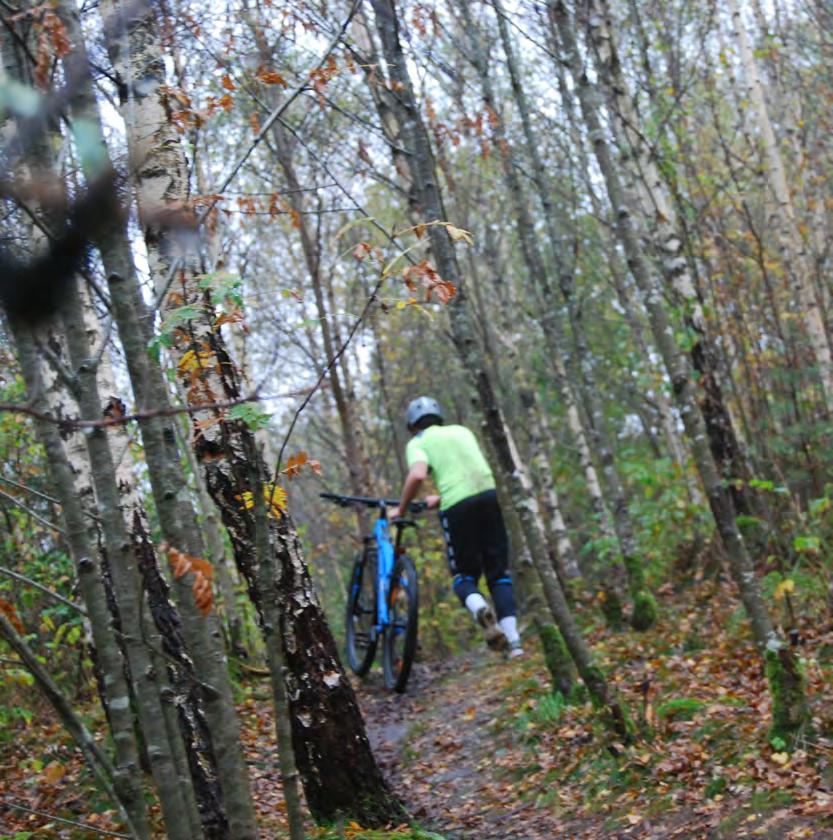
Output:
[464, 592, 489, 619]
[498, 616, 520, 644]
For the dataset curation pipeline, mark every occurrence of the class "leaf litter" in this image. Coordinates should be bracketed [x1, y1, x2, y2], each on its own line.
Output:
[2, 581, 833, 838]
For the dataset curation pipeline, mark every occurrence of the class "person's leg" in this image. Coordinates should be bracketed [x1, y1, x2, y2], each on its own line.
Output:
[439, 499, 482, 609]
[480, 492, 521, 649]
[439, 497, 507, 650]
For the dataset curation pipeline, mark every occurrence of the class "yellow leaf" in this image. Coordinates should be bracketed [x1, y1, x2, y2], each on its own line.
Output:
[445, 224, 473, 245]
[42, 761, 66, 784]
[264, 484, 288, 517]
[774, 578, 795, 601]
[772, 751, 790, 765]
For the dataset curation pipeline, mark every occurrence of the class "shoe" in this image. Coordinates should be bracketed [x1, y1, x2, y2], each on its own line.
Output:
[476, 605, 509, 651]
[507, 641, 525, 659]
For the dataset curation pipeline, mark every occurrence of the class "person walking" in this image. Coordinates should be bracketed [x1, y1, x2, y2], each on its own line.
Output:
[388, 396, 524, 658]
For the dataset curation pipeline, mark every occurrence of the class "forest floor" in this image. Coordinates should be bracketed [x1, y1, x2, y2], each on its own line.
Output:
[348, 579, 833, 840]
[3, 580, 833, 838]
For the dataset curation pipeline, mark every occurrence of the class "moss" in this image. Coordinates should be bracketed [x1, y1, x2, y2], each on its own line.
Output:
[623, 554, 646, 591]
[538, 623, 574, 697]
[576, 662, 635, 743]
[657, 698, 705, 721]
[630, 590, 658, 631]
[765, 647, 810, 748]
[599, 588, 625, 630]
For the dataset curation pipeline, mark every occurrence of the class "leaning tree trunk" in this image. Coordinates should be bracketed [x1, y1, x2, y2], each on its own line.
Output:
[98, 0, 405, 824]
[551, 0, 808, 744]
[574, 0, 754, 517]
[458, 0, 654, 629]
[0, 613, 139, 836]
[371, 0, 632, 740]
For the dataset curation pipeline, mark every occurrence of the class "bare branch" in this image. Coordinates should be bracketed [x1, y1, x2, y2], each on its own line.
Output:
[0, 566, 86, 615]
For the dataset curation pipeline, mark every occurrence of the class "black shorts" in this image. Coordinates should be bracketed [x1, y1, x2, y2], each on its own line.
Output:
[437, 489, 509, 585]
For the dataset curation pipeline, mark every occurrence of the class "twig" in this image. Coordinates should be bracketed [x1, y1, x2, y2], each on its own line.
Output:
[1, 800, 130, 838]
[0, 392, 260, 429]
[0, 475, 60, 505]
[274, 268, 385, 477]
[0, 488, 65, 534]
[0, 380, 328, 430]
[0, 565, 86, 615]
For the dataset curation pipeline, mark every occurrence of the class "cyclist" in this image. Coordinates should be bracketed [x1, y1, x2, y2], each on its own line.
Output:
[388, 396, 524, 658]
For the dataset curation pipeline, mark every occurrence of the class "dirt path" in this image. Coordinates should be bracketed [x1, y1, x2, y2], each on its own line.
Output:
[355, 650, 569, 839]
[354, 646, 833, 840]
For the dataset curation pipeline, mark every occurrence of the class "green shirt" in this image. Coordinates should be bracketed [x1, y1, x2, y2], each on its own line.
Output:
[406, 424, 495, 511]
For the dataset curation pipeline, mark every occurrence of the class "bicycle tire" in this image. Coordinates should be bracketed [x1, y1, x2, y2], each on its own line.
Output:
[383, 554, 419, 692]
[345, 549, 377, 675]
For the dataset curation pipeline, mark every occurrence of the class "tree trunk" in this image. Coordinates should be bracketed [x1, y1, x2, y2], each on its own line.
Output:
[98, 0, 404, 823]
[271, 127, 374, 535]
[7, 322, 150, 839]
[576, 0, 754, 517]
[551, 0, 808, 742]
[459, 0, 654, 628]
[371, 0, 631, 740]
[59, 277, 202, 839]
[727, 0, 833, 413]
[55, 2, 262, 832]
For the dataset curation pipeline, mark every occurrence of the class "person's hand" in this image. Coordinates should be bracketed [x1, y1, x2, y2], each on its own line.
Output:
[425, 494, 440, 510]
[387, 506, 401, 521]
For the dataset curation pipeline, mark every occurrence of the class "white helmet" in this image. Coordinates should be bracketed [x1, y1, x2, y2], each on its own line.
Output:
[406, 396, 444, 430]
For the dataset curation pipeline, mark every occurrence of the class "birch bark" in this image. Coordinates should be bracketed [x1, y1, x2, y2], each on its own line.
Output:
[99, 0, 403, 823]
[54, 2, 261, 832]
[551, 0, 808, 741]
[727, 0, 833, 412]
[371, 0, 632, 739]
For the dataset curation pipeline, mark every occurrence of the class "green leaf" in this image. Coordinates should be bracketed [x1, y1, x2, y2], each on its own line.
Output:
[198, 272, 243, 306]
[227, 403, 271, 431]
[159, 303, 203, 337]
[809, 497, 831, 516]
[793, 535, 820, 554]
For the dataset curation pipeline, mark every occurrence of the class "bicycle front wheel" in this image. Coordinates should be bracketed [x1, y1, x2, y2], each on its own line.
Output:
[383, 554, 419, 693]
[346, 549, 377, 675]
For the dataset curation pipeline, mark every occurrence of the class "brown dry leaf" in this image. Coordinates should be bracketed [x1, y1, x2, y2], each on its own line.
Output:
[0, 597, 25, 633]
[161, 542, 214, 615]
[256, 69, 288, 86]
[42, 761, 66, 784]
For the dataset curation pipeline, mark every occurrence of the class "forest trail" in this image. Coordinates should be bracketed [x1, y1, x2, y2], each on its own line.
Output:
[357, 650, 564, 839]
[353, 586, 833, 840]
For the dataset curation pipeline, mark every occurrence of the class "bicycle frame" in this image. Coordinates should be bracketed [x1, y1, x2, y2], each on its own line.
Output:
[321, 492, 419, 637]
[371, 510, 409, 633]
[322, 491, 423, 690]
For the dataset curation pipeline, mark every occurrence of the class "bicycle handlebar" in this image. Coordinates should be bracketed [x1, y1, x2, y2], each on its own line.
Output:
[319, 492, 428, 514]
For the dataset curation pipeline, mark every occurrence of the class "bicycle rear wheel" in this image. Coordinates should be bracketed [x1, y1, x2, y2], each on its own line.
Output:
[345, 549, 377, 675]
[383, 554, 419, 692]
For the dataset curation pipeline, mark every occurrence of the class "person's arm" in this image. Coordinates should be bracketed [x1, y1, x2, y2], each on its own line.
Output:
[389, 461, 428, 520]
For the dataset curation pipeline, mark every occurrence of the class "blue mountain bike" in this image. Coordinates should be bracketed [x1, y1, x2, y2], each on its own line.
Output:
[320, 493, 425, 692]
